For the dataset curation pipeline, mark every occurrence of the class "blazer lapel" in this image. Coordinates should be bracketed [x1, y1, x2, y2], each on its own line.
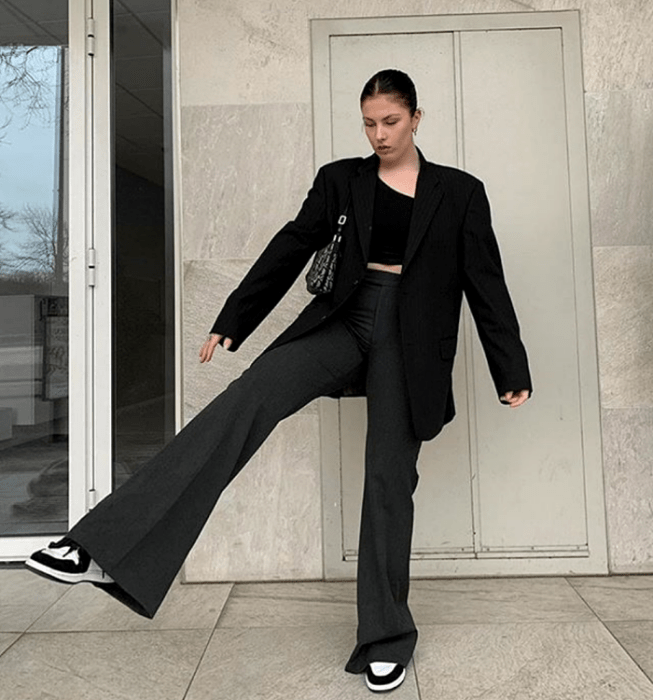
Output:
[350, 154, 378, 261]
[349, 150, 444, 269]
[402, 151, 444, 273]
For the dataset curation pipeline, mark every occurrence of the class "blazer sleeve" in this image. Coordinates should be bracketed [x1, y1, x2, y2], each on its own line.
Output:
[209, 165, 333, 351]
[461, 180, 533, 398]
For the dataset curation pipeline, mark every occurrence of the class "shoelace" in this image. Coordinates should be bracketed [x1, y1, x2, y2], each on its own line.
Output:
[48, 538, 81, 565]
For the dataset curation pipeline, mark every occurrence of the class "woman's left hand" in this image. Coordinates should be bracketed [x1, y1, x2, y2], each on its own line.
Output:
[500, 389, 530, 408]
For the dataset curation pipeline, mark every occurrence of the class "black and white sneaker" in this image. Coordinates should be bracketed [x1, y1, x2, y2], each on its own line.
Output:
[365, 662, 406, 692]
[25, 537, 114, 585]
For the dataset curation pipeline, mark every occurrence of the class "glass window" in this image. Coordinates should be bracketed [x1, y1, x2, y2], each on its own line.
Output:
[0, 2, 69, 536]
[112, 0, 174, 489]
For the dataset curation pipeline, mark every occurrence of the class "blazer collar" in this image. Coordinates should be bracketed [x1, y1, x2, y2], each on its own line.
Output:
[350, 148, 444, 272]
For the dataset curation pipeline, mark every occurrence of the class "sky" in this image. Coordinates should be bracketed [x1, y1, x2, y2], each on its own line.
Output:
[0, 46, 60, 256]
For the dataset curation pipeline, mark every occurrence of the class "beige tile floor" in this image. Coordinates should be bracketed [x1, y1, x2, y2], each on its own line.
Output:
[2, 567, 653, 699]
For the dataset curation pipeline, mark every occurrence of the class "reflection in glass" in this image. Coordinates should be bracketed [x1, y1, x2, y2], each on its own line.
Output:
[0, 12, 69, 536]
[112, 1, 174, 489]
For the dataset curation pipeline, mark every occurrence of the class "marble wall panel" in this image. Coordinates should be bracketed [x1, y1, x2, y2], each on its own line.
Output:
[180, 1, 653, 107]
[181, 103, 313, 261]
[593, 246, 653, 409]
[182, 258, 317, 423]
[183, 413, 323, 581]
[528, 0, 653, 91]
[586, 90, 653, 246]
[600, 409, 653, 573]
[179, 0, 530, 106]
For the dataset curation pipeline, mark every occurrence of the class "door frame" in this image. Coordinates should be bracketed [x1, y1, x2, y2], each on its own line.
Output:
[70, 0, 113, 525]
[313, 10, 606, 579]
[2, 0, 182, 561]
[0, 0, 104, 560]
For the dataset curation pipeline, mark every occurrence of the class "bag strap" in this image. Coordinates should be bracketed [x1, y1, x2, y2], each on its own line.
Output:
[333, 189, 352, 241]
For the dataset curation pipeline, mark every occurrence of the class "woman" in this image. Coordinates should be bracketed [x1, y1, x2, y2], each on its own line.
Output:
[26, 69, 531, 693]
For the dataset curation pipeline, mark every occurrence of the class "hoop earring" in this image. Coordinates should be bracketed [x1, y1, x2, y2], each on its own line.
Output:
[412, 128, 418, 136]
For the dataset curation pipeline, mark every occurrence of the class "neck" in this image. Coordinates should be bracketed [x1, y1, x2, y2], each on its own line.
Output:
[378, 144, 420, 175]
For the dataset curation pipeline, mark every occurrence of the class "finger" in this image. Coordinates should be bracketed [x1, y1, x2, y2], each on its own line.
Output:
[207, 335, 221, 361]
[200, 335, 221, 363]
[510, 391, 530, 408]
[500, 391, 513, 404]
[223, 337, 233, 350]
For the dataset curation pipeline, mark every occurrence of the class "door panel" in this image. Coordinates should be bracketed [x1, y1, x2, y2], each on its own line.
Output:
[460, 29, 587, 551]
[330, 32, 476, 559]
[313, 12, 606, 577]
[111, 0, 175, 491]
[328, 32, 458, 167]
[0, 3, 70, 542]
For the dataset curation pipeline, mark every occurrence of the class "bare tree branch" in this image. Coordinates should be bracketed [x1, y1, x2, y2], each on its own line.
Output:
[0, 203, 14, 230]
[0, 45, 63, 128]
[6, 204, 67, 287]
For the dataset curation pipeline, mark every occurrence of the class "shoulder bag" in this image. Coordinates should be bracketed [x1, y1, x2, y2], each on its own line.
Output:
[305, 196, 351, 295]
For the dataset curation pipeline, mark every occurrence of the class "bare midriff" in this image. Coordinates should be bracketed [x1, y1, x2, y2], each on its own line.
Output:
[367, 261, 402, 274]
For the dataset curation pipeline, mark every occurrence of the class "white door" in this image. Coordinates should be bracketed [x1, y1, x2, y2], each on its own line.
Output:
[314, 12, 606, 578]
[0, 0, 176, 561]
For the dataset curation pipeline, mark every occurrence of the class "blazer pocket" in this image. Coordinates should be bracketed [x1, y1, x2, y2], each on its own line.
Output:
[439, 336, 458, 360]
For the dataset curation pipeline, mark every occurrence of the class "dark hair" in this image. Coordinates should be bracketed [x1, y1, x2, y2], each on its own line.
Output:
[360, 69, 418, 116]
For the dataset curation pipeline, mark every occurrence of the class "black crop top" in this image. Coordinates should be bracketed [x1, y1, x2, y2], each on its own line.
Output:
[368, 177, 414, 265]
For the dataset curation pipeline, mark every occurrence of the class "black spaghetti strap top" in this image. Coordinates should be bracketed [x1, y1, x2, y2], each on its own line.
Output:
[368, 177, 413, 265]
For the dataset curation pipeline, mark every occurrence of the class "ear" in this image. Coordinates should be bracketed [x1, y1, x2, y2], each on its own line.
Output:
[412, 108, 423, 129]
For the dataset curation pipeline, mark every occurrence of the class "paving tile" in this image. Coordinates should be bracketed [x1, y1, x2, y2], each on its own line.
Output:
[568, 575, 653, 620]
[217, 580, 357, 628]
[0, 569, 70, 632]
[186, 625, 419, 700]
[605, 620, 653, 682]
[0, 629, 210, 700]
[414, 620, 653, 700]
[0, 633, 19, 656]
[29, 578, 233, 632]
[408, 576, 594, 624]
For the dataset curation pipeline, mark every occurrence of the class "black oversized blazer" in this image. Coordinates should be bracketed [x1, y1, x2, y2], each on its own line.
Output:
[210, 149, 532, 441]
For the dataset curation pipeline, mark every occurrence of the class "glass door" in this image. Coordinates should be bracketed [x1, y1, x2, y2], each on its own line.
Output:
[111, 0, 175, 490]
[0, 1, 72, 553]
[0, 0, 176, 561]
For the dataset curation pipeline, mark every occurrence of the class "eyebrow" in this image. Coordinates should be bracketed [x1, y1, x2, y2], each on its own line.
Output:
[363, 114, 402, 121]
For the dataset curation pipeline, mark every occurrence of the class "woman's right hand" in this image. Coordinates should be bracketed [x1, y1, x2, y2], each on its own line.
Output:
[199, 333, 232, 363]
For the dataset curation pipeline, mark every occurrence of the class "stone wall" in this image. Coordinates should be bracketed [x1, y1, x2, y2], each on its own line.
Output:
[178, 0, 653, 580]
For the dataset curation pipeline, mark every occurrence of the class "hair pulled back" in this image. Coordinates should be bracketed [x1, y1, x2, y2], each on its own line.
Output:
[360, 69, 418, 116]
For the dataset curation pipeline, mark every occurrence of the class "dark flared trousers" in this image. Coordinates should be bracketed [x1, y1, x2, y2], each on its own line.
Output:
[68, 268, 423, 673]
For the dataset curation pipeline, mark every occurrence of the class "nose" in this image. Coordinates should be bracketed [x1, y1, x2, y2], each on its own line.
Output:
[375, 124, 387, 142]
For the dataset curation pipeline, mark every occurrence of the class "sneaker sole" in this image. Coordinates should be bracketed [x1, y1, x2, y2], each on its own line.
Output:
[365, 667, 407, 693]
[24, 558, 112, 585]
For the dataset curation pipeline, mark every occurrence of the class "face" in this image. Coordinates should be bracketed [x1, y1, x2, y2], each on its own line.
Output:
[361, 93, 421, 163]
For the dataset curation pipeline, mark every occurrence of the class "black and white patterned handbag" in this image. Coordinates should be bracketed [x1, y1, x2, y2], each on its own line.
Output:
[305, 200, 350, 295]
